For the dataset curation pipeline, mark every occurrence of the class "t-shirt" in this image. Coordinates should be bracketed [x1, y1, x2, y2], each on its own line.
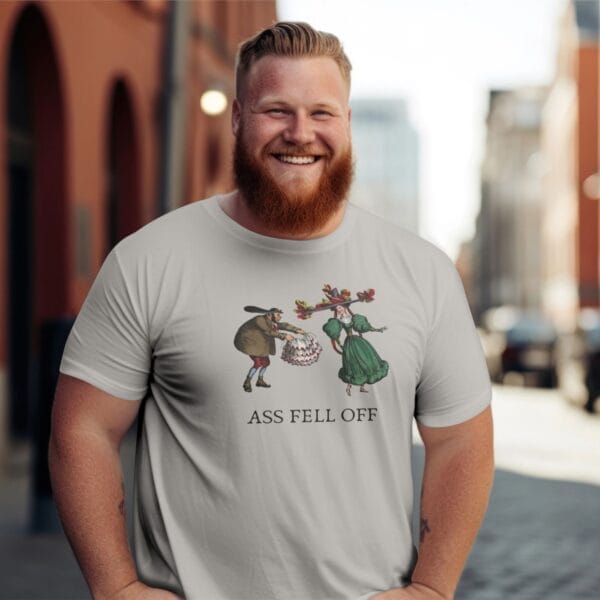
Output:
[59, 193, 491, 600]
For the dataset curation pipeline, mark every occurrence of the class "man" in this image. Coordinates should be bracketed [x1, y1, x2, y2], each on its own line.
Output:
[50, 22, 494, 600]
[233, 305, 304, 391]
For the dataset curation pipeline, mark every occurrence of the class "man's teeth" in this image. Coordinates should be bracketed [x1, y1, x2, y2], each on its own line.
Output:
[277, 155, 317, 165]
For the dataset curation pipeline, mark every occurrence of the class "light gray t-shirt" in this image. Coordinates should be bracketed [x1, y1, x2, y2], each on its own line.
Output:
[60, 194, 491, 600]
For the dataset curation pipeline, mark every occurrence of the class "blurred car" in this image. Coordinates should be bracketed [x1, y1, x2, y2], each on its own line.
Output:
[557, 310, 600, 413]
[501, 313, 558, 388]
[481, 307, 558, 388]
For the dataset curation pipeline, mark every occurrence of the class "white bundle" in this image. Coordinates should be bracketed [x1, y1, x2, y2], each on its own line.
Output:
[281, 332, 323, 366]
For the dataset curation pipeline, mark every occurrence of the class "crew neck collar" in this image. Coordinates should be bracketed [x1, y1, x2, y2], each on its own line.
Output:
[202, 193, 357, 254]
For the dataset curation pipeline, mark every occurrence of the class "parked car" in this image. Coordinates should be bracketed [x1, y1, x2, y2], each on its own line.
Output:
[481, 307, 558, 388]
[501, 313, 558, 388]
[557, 310, 600, 413]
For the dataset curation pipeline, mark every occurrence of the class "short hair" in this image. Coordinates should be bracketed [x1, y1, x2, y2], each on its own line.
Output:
[235, 21, 352, 99]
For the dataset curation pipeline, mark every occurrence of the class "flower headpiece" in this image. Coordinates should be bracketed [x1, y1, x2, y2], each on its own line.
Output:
[294, 284, 376, 320]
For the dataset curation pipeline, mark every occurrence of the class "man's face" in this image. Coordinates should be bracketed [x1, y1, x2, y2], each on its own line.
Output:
[270, 312, 282, 322]
[232, 56, 354, 235]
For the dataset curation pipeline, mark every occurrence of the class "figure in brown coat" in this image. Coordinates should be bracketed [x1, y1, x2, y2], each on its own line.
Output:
[234, 306, 304, 392]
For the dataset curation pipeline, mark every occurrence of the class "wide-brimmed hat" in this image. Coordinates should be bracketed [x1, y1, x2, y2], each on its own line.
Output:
[244, 305, 283, 314]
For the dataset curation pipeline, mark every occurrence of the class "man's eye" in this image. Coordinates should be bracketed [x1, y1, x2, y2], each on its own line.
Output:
[313, 111, 332, 118]
[267, 109, 286, 115]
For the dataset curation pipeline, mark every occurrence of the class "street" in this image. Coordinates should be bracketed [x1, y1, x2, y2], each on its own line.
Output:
[464, 385, 600, 599]
[1, 385, 599, 599]
[414, 385, 600, 600]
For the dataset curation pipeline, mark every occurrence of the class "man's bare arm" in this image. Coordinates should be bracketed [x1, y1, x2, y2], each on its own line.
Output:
[49, 374, 180, 599]
[372, 406, 494, 599]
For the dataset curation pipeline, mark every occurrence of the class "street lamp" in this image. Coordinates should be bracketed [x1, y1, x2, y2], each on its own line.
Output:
[583, 172, 600, 200]
[200, 89, 228, 116]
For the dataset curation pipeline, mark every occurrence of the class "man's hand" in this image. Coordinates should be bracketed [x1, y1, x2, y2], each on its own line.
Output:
[370, 583, 448, 599]
[107, 580, 183, 599]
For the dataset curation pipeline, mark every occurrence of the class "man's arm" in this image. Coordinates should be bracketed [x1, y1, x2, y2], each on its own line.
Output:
[373, 406, 494, 599]
[278, 322, 305, 335]
[49, 374, 180, 599]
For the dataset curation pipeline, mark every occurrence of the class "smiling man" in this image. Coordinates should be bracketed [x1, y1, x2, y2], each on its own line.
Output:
[50, 22, 493, 600]
[227, 49, 354, 237]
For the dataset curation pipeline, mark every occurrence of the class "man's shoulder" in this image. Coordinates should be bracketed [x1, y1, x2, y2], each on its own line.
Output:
[125, 195, 218, 241]
[112, 195, 220, 259]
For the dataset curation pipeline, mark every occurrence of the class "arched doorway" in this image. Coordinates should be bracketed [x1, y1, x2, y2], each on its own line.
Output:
[5, 5, 67, 441]
[105, 79, 141, 252]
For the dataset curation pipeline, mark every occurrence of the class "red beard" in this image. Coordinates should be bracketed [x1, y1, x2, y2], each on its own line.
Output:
[233, 132, 354, 236]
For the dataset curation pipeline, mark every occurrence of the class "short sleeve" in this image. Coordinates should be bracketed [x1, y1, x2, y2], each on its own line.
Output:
[323, 318, 343, 340]
[415, 263, 491, 427]
[59, 247, 151, 400]
[351, 314, 374, 333]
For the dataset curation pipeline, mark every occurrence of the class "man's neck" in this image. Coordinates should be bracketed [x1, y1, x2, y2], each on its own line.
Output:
[218, 191, 348, 241]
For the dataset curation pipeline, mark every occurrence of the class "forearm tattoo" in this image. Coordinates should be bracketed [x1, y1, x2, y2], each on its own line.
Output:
[118, 480, 126, 518]
[420, 517, 431, 543]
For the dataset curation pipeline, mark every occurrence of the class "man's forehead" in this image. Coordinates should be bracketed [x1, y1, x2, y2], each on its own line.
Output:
[243, 55, 349, 99]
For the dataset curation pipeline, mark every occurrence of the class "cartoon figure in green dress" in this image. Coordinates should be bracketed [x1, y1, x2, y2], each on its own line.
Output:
[296, 285, 389, 396]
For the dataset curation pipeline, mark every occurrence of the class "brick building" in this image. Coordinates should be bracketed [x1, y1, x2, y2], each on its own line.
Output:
[541, 0, 600, 330]
[472, 86, 548, 321]
[0, 0, 276, 462]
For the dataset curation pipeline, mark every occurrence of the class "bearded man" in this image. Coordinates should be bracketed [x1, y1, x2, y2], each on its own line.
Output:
[50, 22, 494, 600]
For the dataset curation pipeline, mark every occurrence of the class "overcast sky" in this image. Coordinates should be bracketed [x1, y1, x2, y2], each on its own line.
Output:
[277, 0, 567, 258]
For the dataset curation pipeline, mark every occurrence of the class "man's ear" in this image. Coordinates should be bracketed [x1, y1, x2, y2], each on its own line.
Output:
[232, 99, 241, 136]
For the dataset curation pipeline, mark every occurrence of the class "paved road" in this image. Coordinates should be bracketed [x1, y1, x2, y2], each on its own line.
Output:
[414, 385, 600, 600]
[1, 385, 599, 599]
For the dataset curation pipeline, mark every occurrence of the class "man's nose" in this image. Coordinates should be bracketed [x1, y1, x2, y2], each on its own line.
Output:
[282, 113, 316, 146]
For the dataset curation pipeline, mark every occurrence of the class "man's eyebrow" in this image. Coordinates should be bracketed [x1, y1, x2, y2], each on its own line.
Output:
[254, 96, 289, 106]
[253, 98, 342, 110]
[311, 102, 340, 112]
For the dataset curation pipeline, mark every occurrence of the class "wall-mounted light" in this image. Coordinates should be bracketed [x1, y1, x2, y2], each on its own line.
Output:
[200, 89, 228, 116]
[583, 172, 600, 200]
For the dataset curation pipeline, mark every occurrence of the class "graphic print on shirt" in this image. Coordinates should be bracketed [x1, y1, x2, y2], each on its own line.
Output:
[233, 305, 319, 393]
[295, 284, 389, 396]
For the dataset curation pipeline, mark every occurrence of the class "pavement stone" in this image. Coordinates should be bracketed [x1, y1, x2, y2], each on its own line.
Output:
[455, 385, 600, 600]
[436, 455, 600, 600]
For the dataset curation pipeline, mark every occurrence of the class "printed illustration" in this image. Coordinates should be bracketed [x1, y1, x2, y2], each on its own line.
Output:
[296, 285, 389, 396]
[234, 306, 305, 392]
[281, 332, 323, 366]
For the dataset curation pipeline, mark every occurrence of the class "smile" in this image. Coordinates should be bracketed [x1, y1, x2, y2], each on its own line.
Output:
[274, 154, 320, 165]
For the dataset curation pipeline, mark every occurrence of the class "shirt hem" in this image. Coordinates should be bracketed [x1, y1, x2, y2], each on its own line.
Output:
[59, 358, 147, 401]
[414, 387, 492, 428]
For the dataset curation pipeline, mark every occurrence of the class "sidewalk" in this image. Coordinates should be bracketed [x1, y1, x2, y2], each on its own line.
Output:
[455, 386, 600, 600]
[0, 458, 89, 599]
[456, 466, 600, 600]
[0, 433, 137, 600]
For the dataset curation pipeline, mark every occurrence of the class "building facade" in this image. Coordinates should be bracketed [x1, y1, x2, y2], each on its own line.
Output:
[0, 0, 276, 462]
[472, 87, 548, 322]
[349, 98, 420, 233]
[541, 0, 600, 331]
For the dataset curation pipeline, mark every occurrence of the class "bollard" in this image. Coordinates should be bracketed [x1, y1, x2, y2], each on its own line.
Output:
[31, 316, 74, 533]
